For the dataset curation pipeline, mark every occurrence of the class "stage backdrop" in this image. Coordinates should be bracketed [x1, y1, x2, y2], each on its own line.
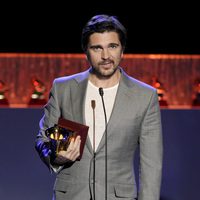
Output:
[0, 53, 200, 107]
[0, 108, 199, 200]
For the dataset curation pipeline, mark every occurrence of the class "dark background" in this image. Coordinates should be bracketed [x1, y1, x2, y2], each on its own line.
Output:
[1, 1, 199, 54]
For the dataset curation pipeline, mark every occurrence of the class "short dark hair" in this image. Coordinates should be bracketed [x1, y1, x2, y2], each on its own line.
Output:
[81, 14, 127, 52]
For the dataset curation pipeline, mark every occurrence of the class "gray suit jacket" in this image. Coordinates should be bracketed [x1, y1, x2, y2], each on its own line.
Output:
[35, 67, 163, 200]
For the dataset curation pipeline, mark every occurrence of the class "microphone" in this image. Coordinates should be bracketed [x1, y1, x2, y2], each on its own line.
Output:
[91, 100, 96, 200]
[99, 87, 104, 96]
[91, 100, 96, 151]
[91, 100, 96, 152]
[91, 100, 96, 110]
[98, 87, 108, 200]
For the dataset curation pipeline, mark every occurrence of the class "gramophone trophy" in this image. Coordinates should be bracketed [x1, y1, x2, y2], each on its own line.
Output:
[45, 118, 89, 160]
[151, 77, 168, 107]
[45, 124, 76, 156]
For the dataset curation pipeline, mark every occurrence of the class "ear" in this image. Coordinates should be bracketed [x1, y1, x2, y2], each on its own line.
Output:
[120, 50, 124, 59]
[85, 53, 88, 61]
[85, 50, 91, 62]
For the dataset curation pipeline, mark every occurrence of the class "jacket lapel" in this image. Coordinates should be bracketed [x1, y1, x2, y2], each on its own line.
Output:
[95, 69, 136, 153]
[70, 69, 93, 154]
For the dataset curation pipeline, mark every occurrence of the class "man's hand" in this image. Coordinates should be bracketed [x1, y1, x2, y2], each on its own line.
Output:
[54, 136, 81, 165]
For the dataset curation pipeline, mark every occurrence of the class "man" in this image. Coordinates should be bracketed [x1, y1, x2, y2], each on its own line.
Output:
[35, 14, 163, 200]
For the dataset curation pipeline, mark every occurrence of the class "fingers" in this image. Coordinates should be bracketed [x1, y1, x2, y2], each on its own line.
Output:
[68, 136, 81, 151]
[54, 136, 81, 164]
[67, 136, 81, 161]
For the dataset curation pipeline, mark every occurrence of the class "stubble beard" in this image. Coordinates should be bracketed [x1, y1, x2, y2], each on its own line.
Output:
[92, 64, 119, 79]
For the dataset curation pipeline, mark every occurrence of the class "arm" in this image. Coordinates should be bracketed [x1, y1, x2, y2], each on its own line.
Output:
[138, 91, 163, 200]
[35, 80, 80, 173]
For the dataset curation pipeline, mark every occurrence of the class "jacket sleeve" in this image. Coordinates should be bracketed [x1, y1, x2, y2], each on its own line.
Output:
[138, 90, 163, 200]
[35, 80, 61, 172]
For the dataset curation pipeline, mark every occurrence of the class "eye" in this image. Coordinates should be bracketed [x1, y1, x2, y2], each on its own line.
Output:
[90, 46, 102, 52]
[109, 44, 119, 49]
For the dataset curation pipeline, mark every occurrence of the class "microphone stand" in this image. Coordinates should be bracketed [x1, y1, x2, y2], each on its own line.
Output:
[99, 88, 108, 200]
[91, 100, 96, 200]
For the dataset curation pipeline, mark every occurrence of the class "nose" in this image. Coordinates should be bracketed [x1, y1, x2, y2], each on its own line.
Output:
[101, 49, 110, 60]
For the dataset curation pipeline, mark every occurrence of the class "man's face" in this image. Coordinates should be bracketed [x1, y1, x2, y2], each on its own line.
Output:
[86, 31, 123, 78]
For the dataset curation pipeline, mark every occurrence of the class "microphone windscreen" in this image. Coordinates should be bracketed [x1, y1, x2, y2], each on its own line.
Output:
[99, 87, 104, 96]
[91, 100, 96, 109]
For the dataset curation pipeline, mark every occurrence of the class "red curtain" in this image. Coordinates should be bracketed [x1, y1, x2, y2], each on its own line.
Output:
[0, 53, 200, 107]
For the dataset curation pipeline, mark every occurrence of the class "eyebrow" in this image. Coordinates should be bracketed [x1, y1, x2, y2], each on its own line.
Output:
[89, 43, 120, 49]
[89, 45, 102, 49]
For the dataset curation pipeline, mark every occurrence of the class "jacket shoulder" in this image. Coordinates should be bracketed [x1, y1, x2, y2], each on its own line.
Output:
[53, 70, 89, 85]
[122, 71, 156, 94]
[129, 76, 156, 92]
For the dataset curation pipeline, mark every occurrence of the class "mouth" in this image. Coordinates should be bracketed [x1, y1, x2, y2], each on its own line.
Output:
[100, 63, 113, 70]
[101, 61, 112, 64]
[99, 61, 113, 66]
